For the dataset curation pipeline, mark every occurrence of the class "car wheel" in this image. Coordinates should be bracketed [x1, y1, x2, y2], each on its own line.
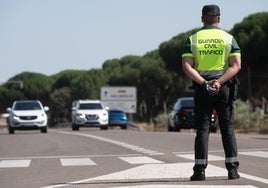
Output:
[168, 125, 174, 132]
[168, 120, 174, 132]
[121, 124, 127, 130]
[174, 124, 181, 132]
[72, 124, 79, 131]
[9, 126, 14, 134]
[100, 125, 108, 130]
[41, 126, 47, 133]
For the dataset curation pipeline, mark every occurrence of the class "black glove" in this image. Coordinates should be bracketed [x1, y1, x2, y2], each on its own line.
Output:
[203, 81, 219, 95]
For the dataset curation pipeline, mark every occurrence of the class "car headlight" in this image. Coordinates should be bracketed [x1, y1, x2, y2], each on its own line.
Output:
[13, 115, 20, 120]
[77, 113, 85, 118]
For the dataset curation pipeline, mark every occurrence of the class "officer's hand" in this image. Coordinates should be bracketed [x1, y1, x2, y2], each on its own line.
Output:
[203, 81, 219, 95]
[211, 79, 221, 90]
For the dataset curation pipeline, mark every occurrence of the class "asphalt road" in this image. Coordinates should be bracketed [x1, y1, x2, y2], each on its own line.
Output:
[0, 126, 267, 188]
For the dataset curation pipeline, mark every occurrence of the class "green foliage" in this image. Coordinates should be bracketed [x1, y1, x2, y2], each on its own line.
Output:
[0, 86, 24, 109]
[152, 113, 169, 131]
[49, 87, 71, 125]
[159, 28, 200, 73]
[51, 70, 85, 89]
[231, 12, 268, 100]
[2, 72, 54, 106]
[70, 69, 107, 100]
[234, 99, 265, 132]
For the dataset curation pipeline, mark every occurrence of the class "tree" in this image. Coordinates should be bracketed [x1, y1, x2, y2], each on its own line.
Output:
[5, 72, 54, 105]
[70, 69, 107, 100]
[231, 12, 268, 99]
[49, 87, 71, 125]
[159, 28, 199, 73]
[52, 70, 85, 89]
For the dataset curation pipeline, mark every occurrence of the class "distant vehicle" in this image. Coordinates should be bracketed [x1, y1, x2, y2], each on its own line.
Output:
[168, 97, 217, 132]
[108, 109, 128, 129]
[71, 100, 109, 131]
[7, 100, 49, 134]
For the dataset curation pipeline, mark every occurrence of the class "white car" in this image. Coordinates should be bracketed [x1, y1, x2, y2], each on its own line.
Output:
[71, 100, 109, 131]
[7, 100, 49, 134]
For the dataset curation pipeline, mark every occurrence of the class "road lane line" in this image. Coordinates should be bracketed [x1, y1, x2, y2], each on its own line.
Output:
[55, 130, 164, 156]
[172, 148, 268, 155]
[0, 154, 141, 160]
[111, 185, 258, 188]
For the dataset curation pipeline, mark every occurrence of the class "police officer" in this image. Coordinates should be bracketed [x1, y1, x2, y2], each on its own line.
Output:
[181, 5, 241, 181]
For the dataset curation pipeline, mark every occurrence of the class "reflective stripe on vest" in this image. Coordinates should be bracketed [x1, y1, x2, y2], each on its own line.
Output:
[190, 29, 233, 79]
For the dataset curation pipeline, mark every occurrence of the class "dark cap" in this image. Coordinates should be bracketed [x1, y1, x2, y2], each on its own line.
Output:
[202, 5, 220, 16]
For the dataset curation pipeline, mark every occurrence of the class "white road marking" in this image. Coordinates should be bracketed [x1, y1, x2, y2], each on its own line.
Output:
[239, 151, 268, 158]
[119, 156, 164, 164]
[239, 172, 268, 184]
[177, 154, 225, 161]
[60, 158, 96, 166]
[41, 160, 268, 188]
[56, 130, 164, 155]
[111, 185, 258, 188]
[88, 162, 226, 180]
[0, 159, 31, 168]
[0, 153, 141, 160]
[41, 163, 227, 188]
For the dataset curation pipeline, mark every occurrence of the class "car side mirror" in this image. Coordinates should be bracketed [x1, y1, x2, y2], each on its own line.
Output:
[105, 106, 110, 111]
[6, 107, 11, 112]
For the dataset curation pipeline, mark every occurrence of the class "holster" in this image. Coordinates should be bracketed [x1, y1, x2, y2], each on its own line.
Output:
[228, 76, 240, 101]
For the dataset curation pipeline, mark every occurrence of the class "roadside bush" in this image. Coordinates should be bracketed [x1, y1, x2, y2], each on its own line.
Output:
[233, 99, 266, 133]
[152, 113, 169, 131]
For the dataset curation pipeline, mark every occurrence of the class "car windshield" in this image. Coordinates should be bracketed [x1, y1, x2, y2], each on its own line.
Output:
[79, 103, 103, 110]
[14, 102, 41, 110]
[110, 110, 124, 115]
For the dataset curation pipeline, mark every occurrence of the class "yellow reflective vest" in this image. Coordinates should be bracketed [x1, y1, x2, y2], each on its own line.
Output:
[182, 26, 241, 79]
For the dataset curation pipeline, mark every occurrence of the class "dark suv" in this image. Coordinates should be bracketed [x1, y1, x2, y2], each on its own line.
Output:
[168, 97, 217, 132]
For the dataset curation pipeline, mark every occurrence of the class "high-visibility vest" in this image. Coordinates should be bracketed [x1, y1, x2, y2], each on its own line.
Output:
[182, 27, 240, 79]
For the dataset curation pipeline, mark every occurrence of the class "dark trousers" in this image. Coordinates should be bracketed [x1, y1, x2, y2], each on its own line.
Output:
[193, 83, 239, 172]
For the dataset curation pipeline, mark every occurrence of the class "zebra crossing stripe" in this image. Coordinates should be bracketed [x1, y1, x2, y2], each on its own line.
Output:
[239, 151, 268, 158]
[119, 156, 164, 164]
[177, 154, 225, 161]
[0, 159, 31, 168]
[60, 158, 96, 166]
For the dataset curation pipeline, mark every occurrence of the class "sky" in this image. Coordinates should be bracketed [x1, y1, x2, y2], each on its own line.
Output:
[0, 0, 267, 83]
